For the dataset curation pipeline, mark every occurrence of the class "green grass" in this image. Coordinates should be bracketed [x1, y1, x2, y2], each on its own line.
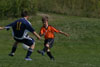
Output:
[0, 13, 100, 67]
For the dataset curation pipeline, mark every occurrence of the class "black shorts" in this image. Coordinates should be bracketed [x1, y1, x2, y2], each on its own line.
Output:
[14, 37, 35, 46]
[44, 38, 54, 48]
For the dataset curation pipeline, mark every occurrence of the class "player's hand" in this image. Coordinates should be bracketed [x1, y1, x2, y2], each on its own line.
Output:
[0, 27, 4, 30]
[59, 31, 70, 37]
[65, 33, 70, 37]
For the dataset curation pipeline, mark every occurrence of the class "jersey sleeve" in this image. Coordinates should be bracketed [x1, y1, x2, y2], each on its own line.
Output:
[5, 21, 16, 29]
[51, 26, 60, 33]
[40, 27, 44, 35]
[25, 21, 35, 33]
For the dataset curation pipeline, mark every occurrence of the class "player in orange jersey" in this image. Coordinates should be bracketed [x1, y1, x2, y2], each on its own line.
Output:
[37, 16, 69, 60]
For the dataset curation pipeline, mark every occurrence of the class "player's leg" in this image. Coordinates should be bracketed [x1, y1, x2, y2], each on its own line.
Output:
[24, 38, 35, 61]
[25, 43, 35, 60]
[46, 39, 55, 60]
[46, 44, 55, 60]
[37, 39, 48, 55]
[39, 43, 55, 60]
[38, 39, 55, 60]
[38, 39, 53, 54]
[9, 41, 19, 56]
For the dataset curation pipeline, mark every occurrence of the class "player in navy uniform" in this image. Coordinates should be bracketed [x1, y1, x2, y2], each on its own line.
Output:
[0, 11, 41, 61]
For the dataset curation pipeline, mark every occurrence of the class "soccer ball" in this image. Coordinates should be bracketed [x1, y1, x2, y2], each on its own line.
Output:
[22, 44, 29, 50]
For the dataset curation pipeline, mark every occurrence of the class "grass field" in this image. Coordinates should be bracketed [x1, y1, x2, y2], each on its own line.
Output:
[0, 13, 100, 67]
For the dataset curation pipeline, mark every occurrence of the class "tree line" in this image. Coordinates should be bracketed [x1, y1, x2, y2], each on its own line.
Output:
[0, 0, 100, 18]
[0, 0, 37, 18]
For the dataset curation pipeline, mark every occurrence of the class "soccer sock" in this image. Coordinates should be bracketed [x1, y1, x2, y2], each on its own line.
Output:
[43, 47, 48, 52]
[47, 52, 54, 59]
[40, 47, 48, 55]
[26, 48, 33, 58]
[11, 45, 17, 53]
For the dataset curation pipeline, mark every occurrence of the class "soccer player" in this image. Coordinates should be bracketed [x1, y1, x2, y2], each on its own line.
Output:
[37, 16, 69, 60]
[0, 11, 41, 61]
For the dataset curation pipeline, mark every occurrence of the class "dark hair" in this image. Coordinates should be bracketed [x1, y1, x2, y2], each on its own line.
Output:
[21, 11, 28, 17]
[42, 16, 48, 22]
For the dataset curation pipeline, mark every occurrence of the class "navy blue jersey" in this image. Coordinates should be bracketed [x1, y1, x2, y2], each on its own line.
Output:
[5, 18, 35, 39]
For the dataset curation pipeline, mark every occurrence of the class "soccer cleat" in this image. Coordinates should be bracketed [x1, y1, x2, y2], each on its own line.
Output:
[25, 58, 32, 61]
[8, 53, 15, 57]
[37, 50, 45, 56]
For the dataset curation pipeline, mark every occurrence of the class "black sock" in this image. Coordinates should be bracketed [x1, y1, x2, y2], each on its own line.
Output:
[11, 46, 17, 53]
[43, 47, 48, 52]
[47, 52, 54, 59]
[26, 48, 33, 58]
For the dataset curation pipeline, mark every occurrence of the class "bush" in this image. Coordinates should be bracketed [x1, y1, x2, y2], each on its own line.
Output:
[38, 0, 100, 18]
[0, 0, 38, 18]
[0, 0, 100, 18]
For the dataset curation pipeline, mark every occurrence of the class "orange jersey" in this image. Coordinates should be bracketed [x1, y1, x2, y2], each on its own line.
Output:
[40, 25, 60, 39]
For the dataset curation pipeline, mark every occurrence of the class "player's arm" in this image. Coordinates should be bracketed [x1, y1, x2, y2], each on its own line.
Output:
[39, 27, 44, 37]
[0, 21, 16, 30]
[59, 31, 69, 37]
[4, 22, 15, 30]
[33, 31, 41, 40]
[0, 26, 10, 30]
[25, 21, 41, 40]
[51, 26, 69, 37]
